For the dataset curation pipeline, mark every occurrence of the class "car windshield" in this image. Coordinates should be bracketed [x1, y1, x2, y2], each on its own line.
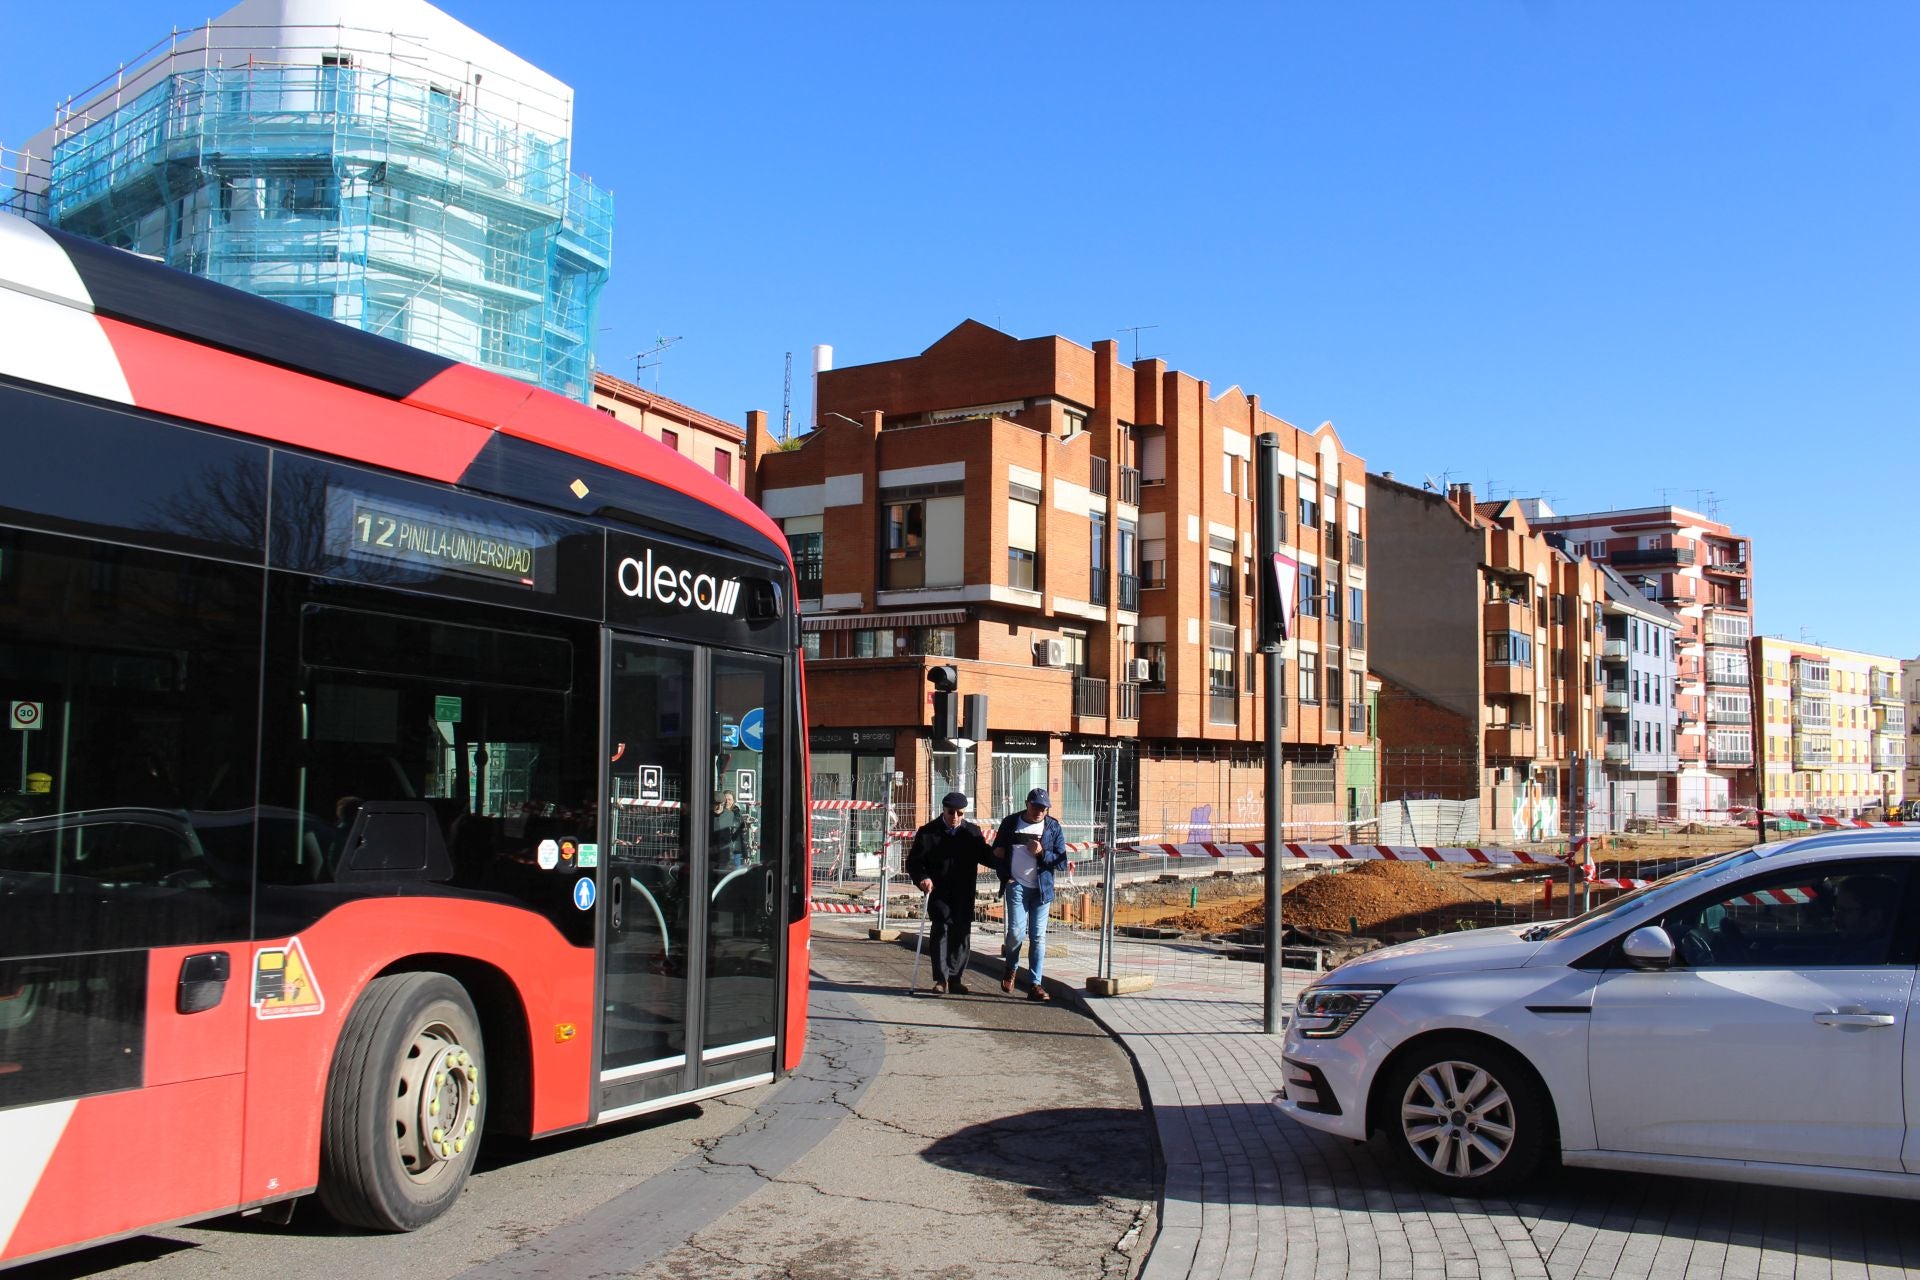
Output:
[1535, 847, 1764, 941]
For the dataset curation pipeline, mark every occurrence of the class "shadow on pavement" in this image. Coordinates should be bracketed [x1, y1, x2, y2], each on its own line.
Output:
[921, 1105, 1158, 1209]
[1155, 1095, 1920, 1269]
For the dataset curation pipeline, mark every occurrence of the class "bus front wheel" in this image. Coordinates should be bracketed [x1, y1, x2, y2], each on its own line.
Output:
[319, 972, 487, 1231]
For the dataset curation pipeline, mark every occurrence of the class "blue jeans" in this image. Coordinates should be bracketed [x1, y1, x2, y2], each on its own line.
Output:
[1003, 883, 1051, 983]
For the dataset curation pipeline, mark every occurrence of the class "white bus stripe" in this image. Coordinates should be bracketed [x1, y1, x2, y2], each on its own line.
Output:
[0, 1099, 77, 1253]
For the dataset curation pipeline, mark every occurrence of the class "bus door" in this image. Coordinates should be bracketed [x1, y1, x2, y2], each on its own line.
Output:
[598, 638, 783, 1119]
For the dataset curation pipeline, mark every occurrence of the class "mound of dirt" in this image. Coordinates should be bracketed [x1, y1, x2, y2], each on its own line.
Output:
[1151, 862, 1516, 936]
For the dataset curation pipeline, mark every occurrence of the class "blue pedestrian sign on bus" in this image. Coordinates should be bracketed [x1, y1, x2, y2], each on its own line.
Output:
[572, 877, 596, 911]
[739, 707, 765, 753]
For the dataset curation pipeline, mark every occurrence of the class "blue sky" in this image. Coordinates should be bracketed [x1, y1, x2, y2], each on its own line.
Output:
[5, 2, 1914, 658]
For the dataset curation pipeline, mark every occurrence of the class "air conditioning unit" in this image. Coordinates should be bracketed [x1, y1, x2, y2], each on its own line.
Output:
[1131, 658, 1154, 682]
[1033, 638, 1068, 668]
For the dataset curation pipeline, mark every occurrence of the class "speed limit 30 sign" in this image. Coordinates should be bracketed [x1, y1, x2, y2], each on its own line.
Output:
[9, 701, 43, 731]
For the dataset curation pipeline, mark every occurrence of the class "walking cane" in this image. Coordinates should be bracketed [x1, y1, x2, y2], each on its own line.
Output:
[907, 889, 931, 995]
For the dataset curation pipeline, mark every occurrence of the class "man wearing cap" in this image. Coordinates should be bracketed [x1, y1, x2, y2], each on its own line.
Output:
[992, 787, 1068, 1000]
[904, 791, 998, 995]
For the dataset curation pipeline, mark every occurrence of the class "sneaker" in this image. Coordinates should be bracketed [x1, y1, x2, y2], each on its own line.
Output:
[1000, 970, 1016, 994]
[929, 981, 947, 996]
[1027, 986, 1051, 1002]
[950, 979, 970, 994]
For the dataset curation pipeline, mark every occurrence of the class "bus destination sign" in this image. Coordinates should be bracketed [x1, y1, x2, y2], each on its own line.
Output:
[347, 501, 543, 587]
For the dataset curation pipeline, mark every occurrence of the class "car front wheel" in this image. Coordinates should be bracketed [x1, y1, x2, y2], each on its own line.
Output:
[1381, 1037, 1549, 1196]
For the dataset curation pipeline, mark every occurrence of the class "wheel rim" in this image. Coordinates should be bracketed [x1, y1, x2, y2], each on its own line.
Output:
[391, 1019, 481, 1185]
[1399, 1059, 1516, 1181]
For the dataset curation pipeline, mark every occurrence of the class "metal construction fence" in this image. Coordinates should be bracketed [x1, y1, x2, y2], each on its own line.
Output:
[803, 749, 1801, 989]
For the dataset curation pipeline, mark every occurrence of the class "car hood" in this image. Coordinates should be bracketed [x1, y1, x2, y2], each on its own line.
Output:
[1318, 922, 1546, 984]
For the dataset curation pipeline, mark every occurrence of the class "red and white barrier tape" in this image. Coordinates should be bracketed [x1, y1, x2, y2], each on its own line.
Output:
[812, 799, 886, 811]
[1728, 807, 1911, 830]
[809, 900, 877, 914]
[1123, 841, 1573, 866]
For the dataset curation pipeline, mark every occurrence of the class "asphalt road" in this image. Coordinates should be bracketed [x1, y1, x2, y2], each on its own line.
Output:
[18, 921, 1156, 1280]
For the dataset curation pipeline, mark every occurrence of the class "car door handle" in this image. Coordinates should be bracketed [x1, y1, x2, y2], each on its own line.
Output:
[1813, 1011, 1897, 1029]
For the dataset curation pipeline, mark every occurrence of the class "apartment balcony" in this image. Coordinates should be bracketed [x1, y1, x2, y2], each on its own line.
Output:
[1118, 573, 1140, 612]
[1793, 700, 1831, 730]
[1347, 700, 1368, 734]
[1709, 743, 1754, 765]
[1793, 744, 1833, 769]
[1119, 466, 1142, 506]
[1602, 638, 1628, 663]
[1875, 747, 1906, 772]
[1089, 457, 1109, 497]
[1705, 628, 1750, 650]
[1792, 667, 1831, 695]
[1090, 572, 1110, 607]
[1604, 741, 1631, 765]
[1703, 558, 1748, 577]
[1706, 668, 1751, 688]
[1116, 680, 1140, 722]
[1073, 675, 1108, 719]
[1610, 546, 1697, 568]
[1708, 705, 1752, 725]
[1485, 663, 1534, 696]
[1347, 619, 1367, 651]
[1485, 725, 1536, 759]
[1484, 599, 1531, 634]
[1347, 533, 1366, 567]
[1603, 688, 1629, 712]
[1872, 680, 1900, 706]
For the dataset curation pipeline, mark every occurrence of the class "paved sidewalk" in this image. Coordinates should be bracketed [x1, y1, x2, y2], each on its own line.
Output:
[1022, 934, 1920, 1280]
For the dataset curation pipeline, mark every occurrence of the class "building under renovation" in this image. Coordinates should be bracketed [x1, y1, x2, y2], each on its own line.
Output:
[15, 0, 612, 401]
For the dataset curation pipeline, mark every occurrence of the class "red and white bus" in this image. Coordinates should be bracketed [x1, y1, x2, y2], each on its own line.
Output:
[0, 213, 810, 1266]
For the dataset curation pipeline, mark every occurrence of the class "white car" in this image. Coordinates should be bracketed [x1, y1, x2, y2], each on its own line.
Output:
[1279, 829, 1920, 1199]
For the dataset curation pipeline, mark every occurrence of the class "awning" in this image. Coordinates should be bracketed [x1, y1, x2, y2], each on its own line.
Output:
[802, 609, 968, 632]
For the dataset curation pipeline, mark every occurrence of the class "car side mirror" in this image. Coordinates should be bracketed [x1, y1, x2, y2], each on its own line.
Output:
[1621, 925, 1675, 971]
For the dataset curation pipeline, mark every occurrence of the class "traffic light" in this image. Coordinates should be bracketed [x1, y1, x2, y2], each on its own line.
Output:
[961, 694, 987, 743]
[928, 665, 958, 743]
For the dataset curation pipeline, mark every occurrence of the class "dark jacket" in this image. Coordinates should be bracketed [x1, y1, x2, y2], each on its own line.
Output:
[904, 816, 995, 901]
[992, 811, 1069, 905]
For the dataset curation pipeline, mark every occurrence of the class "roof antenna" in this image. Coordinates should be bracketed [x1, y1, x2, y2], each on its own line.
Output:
[634, 335, 682, 393]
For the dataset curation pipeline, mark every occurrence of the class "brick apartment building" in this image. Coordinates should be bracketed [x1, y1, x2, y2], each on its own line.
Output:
[1753, 638, 1905, 818]
[743, 320, 1375, 845]
[1906, 657, 1920, 804]
[1521, 503, 1755, 820]
[1366, 479, 1606, 843]
[593, 371, 746, 492]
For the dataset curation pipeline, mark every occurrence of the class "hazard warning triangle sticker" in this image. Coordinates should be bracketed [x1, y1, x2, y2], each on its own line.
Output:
[252, 937, 326, 1019]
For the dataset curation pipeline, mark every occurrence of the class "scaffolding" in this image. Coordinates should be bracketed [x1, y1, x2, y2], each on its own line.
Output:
[28, 62, 612, 400]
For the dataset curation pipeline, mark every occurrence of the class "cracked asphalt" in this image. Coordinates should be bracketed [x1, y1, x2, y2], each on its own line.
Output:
[21, 925, 1155, 1280]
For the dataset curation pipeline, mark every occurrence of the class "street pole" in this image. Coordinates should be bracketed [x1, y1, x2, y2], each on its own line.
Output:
[1256, 433, 1288, 1034]
[1101, 745, 1120, 981]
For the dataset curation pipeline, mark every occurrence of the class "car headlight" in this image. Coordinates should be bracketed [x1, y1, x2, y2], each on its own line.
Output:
[1293, 985, 1391, 1038]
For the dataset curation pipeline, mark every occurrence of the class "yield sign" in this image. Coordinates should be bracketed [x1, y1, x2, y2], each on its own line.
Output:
[1268, 551, 1299, 642]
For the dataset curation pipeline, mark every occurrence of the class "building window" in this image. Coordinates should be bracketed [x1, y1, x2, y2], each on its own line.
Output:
[1297, 563, 1320, 618]
[1298, 652, 1320, 705]
[1090, 510, 1108, 605]
[801, 632, 821, 661]
[1208, 560, 1234, 625]
[713, 452, 732, 485]
[1299, 490, 1319, 529]
[1008, 495, 1038, 591]
[787, 529, 823, 600]
[1486, 631, 1533, 667]
[1326, 663, 1344, 706]
[1139, 642, 1166, 686]
[885, 501, 926, 590]
[661, 428, 680, 451]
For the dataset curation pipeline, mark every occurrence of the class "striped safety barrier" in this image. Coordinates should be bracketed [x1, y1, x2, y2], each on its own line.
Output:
[812, 799, 886, 811]
[1728, 807, 1911, 830]
[1120, 841, 1572, 867]
[809, 900, 878, 914]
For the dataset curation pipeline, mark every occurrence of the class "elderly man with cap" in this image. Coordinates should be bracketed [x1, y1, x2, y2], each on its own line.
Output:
[903, 790, 998, 995]
[992, 787, 1068, 1000]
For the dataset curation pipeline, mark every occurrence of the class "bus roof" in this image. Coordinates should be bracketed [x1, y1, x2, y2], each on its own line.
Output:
[0, 213, 787, 567]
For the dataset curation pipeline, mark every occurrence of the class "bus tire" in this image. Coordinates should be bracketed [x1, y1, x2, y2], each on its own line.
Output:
[319, 972, 487, 1231]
